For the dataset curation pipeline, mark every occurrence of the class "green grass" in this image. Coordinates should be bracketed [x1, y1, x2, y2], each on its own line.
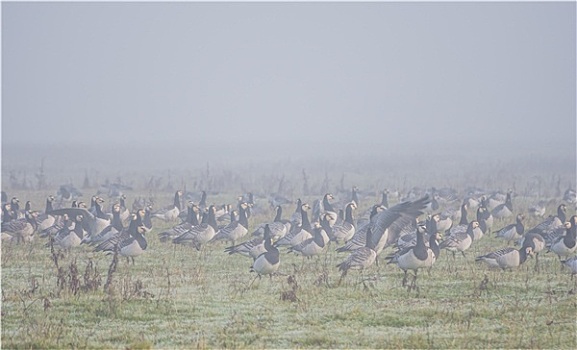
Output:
[2, 190, 577, 349]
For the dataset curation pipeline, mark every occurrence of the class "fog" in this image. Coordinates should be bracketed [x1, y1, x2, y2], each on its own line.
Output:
[2, 2, 576, 185]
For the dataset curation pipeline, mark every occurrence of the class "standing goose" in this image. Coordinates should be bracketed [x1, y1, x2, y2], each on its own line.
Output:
[153, 190, 182, 222]
[52, 214, 85, 249]
[211, 202, 249, 245]
[526, 204, 567, 238]
[82, 203, 124, 245]
[336, 204, 385, 253]
[251, 205, 289, 242]
[475, 244, 533, 270]
[94, 214, 148, 264]
[1, 211, 38, 243]
[386, 225, 435, 289]
[491, 189, 514, 219]
[517, 231, 546, 271]
[319, 193, 338, 226]
[250, 224, 280, 278]
[158, 201, 199, 242]
[275, 203, 313, 248]
[225, 236, 267, 259]
[36, 196, 56, 232]
[173, 205, 217, 251]
[440, 221, 479, 258]
[336, 226, 377, 284]
[549, 216, 577, 258]
[329, 202, 357, 243]
[495, 214, 525, 244]
[287, 214, 330, 258]
[290, 199, 303, 226]
[368, 195, 431, 258]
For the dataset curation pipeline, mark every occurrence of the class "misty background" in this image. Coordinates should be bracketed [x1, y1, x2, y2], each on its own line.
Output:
[2, 2, 575, 192]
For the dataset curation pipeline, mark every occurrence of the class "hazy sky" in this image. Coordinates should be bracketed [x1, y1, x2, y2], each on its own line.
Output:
[2, 2, 576, 156]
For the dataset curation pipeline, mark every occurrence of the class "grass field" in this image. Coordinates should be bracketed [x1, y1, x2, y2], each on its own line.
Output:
[2, 189, 576, 349]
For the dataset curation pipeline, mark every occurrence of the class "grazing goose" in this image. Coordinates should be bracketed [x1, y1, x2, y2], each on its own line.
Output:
[475, 245, 534, 270]
[52, 214, 85, 249]
[275, 203, 313, 248]
[495, 214, 525, 244]
[211, 202, 249, 245]
[173, 205, 217, 250]
[250, 224, 280, 277]
[1, 211, 38, 243]
[153, 190, 182, 222]
[329, 202, 357, 243]
[560, 256, 577, 275]
[549, 216, 577, 258]
[517, 231, 546, 270]
[158, 202, 199, 242]
[440, 221, 479, 258]
[336, 226, 377, 283]
[491, 190, 513, 219]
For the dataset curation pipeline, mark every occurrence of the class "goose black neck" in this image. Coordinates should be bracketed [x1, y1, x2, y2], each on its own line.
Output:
[239, 205, 249, 229]
[74, 220, 84, 239]
[207, 206, 217, 230]
[112, 210, 123, 231]
[414, 228, 428, 260]
[173, 191, 181, 210]
[323, 194, 334, 212]
[199, 191, 207, 207]
[46, 198, 54, 214]
[564, 223, 576, 248]
[558, 206, 566, 223]
[516, 217, 524, 234]
[301, 207, 311, 231]
[459, 204, 468, 225]
[274, 206, 282, 222]
[381, 191, 389, 208]
[344, 204, 355, 225]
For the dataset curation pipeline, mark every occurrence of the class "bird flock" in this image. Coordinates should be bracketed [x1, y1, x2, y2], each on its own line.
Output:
[1, 184, 577, 290]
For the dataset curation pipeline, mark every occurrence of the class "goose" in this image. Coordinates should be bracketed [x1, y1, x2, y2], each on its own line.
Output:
[153, 190, 182, 222]
[225, 236, 266, 259]
[549, 216, 577, 258]
[526, 204, 567, 237]
[8, 197, 21, 219]
[211, 202, 249, 245]
[275, 203, 313, 248]
[158, 202, 199, 242]
[495, 214, 525, 244]
[40, 213, 71, 238]
[1, 210, 38, 243]
[329, 202, 357, 243]
[83, 203, 125, 245]
[94, 215, 148, 264]
[36, 195, 56, 232]
[250, 224, 280, 278]
[396, 215, 437, 251]
[173, 205, 217, 250]
[563, 188, 576, 204]
[118, 194, 130, 223]
[351, 186, 360, 207]
[386, 225, 439, 288]
[475, 245, 534, 270]
[336, 226, 377, 283]
[336, 204, 384, 253]
[440, 221, 479, 258]
[517, 232, 546, 270]
[251, 205, 290, 241]
[475, 206, 490, 238]
[560, 256, 577, 275]
[290, 199, 303, 226]
[317, 193, 338, 226]
[368, 195, 431, 257]
[380, 189, 390, 209]
[52, 214, 85, 249]
[287, 214, 330, 258]
[2, 203, 15, 224]
[491, 189, 513, 219]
